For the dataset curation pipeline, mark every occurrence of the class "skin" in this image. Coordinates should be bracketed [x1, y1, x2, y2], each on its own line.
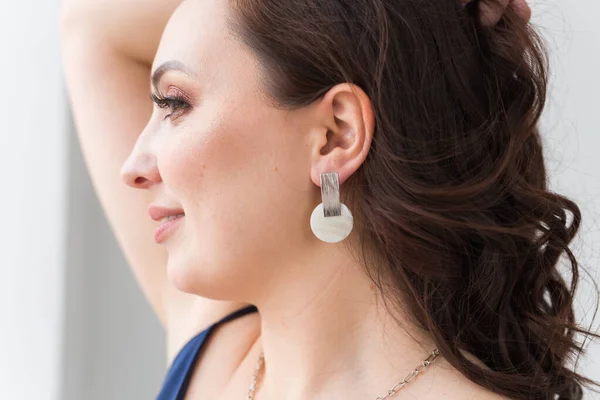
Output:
[62, 0, 526, 398]
[459, 0, 532, 25]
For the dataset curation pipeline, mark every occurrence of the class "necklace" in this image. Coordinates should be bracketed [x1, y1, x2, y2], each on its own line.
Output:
[247, 347, 440, 400]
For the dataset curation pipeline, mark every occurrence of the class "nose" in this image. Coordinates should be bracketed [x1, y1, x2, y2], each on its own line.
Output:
[120, 136, 162, 190]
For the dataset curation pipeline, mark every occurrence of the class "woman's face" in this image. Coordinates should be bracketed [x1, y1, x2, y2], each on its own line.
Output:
[121, 0, 319, 298]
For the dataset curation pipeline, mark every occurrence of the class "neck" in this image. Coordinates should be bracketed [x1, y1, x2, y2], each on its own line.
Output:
[251, 245, 439, 399]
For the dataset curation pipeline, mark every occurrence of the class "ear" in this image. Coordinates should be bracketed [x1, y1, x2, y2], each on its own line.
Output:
[308, 83, 375, 187]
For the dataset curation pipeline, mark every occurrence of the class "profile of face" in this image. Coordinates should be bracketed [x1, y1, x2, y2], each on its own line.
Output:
[120, 0, 373, 301]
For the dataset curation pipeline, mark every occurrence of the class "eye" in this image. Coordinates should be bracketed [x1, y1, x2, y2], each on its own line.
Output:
[150, 92, 191, 121]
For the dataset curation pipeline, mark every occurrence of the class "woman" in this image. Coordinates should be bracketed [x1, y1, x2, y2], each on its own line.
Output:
[60, 0, 598, 398]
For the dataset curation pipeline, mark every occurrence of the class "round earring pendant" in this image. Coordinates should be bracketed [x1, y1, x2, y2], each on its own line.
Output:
[310, 203, 353, 243]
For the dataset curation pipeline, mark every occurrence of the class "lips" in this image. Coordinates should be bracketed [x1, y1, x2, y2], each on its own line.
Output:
[148, 205, 185, 221]
[148, 205, 185, 243]
[159, 213, 185, 224]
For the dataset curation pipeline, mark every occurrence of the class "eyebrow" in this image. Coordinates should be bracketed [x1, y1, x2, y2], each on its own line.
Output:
[151, 60, 196, 91]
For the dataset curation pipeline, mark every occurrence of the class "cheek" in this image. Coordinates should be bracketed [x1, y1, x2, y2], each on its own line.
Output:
[158, 131, 209, 204]
[158, 115, 283, 234]
[157, 107, 315, 294]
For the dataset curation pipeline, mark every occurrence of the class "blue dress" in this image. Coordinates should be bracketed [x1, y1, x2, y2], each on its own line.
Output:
[155, 305, 259, 400]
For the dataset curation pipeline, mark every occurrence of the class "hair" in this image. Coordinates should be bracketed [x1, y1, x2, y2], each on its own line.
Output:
[226, 0, 599, 398]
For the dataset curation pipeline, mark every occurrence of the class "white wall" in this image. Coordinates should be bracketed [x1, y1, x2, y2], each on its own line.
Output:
[0, 1, 165, 400]
[535, 0, 600, 388]
[0, 1, 67, 399]
[0, 1, 598, 399]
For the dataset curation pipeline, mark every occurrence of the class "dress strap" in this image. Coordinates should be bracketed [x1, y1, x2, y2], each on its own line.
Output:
[156, 305, 259, 400]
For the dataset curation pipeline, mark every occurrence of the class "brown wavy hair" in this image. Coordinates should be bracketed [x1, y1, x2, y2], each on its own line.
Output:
[227, 0, 600, 398]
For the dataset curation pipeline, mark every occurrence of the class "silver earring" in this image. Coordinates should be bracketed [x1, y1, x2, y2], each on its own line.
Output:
[310, 172, 353, 243]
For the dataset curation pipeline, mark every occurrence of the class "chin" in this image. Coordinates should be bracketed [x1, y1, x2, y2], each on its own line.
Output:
[165, 252, 248, 301]
[167, 262, 200, 295]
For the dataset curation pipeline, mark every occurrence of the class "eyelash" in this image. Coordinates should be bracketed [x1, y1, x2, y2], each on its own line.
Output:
[150, 92, 191, 121]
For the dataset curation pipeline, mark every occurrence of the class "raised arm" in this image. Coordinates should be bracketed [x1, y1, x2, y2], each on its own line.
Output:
[61, 0, 180, 327]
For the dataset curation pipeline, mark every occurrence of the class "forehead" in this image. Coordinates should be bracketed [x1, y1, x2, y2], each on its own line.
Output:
[152, 0, 234, 75]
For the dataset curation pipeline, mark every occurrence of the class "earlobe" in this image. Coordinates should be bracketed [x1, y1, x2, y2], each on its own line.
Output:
[309, 83, 375, 188]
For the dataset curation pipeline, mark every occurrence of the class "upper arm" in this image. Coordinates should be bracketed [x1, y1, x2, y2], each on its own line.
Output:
[60, 0, 186, 326]
[61, 28, 170, 324]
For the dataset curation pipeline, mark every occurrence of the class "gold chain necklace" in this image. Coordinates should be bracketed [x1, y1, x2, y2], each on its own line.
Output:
[247, 348, 440, 400]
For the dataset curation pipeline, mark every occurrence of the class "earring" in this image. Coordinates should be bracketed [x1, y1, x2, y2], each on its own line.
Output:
[310, 172, 353, 243]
